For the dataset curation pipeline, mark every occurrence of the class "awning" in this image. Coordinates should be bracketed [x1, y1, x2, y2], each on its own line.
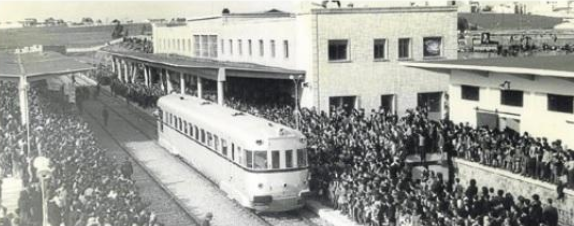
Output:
[103, 47, 305, 80]
[0, 51, 95, 81]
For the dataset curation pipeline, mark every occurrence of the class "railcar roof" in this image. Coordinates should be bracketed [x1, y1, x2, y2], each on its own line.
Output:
[158, 94, 304, 143]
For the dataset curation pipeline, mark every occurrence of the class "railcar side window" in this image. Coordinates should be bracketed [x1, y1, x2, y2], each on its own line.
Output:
[207, 132, 213, 147]
[232, 145, 237, 161]
[221, 139, 228, 156]
[272, 151, 280, 169]
[178, 118, 182, 131]
[194, 126, 199, 140]
[254, 151, 268, 170]
[297, 149, 307, 167]
[285, 150, 293, 168]
[159, 109, 164, 132]
[189, 123, 193, 136]
[246, 150, 253, 168]
[201, 129, 205, 143]
[214, 135, 219, 151]
[184, 121, 188, 134]
[174, 116, 178, 128]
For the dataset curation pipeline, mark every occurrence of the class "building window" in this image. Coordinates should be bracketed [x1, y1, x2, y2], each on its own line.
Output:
[259, 39, 264, 56]
[548, 94, 573, 113]
[229, 39, 233, 55]
[238, 39, 243, 56]
[221, 39, 224, 54]
[423, 37, 442, 57]
[328, 39, 348, 61]
[270, 40, 276, 58]
[283, 40, 289, 58]
[461, 85, 480, 101]
[193, 35, 200, 57]
[501, 90, 524, 107]
[374, 39, 387, 60]
[248, 39, 252, 56]
[201, 36, 209, 57]
[398, 38, 411, 59]
[209, 35, 217, 58]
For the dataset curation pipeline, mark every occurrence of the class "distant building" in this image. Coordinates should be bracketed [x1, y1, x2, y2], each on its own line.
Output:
[153, 3, 458, 116]
[0, 21, 24, 29]
[20, 18, 38, 27]
[403, 56, 574, 147]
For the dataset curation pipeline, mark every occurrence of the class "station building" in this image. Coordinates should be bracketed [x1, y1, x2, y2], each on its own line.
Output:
[402, 55, 574, 147]
[150, 4, 458, 117]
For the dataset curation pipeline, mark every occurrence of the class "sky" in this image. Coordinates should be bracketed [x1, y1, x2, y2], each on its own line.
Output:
[0, 1, 295, 22]
[0, 0, 554, 23]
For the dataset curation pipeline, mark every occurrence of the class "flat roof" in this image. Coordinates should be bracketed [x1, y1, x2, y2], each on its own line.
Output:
[311, 6, 457, 14]
[104, 47, 305, 79]
[0, 51, 94, 79]
[158, 94, 304, 146]
[401, 55, 574, 79]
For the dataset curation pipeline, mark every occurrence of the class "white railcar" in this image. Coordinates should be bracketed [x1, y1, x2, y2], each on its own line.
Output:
[157, 94, 310, 212]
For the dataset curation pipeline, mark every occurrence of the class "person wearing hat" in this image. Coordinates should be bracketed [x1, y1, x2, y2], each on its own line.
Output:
[202, 212, 213, 226]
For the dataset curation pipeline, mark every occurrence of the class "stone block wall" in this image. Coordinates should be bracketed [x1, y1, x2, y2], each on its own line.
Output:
[454, 158, 574, 226]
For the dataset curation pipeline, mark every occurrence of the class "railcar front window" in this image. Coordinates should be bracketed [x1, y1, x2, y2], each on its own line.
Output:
[285, 150, 293, 168]
[254, 151, 267, 170]
[272, 151, 280, 169]
[297, 149, 307, 167]
[246, 150, 253, 168]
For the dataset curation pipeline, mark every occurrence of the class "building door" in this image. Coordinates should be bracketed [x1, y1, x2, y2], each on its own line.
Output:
[417, 92, 442, 120]
[476, 112, 498, 129]
[499, 117, 520, 134]
[380, 94, 395, 113]
[329, 96, 357, 115]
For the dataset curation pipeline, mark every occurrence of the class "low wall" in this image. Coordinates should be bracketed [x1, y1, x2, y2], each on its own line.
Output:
[454, 158, 574, 226]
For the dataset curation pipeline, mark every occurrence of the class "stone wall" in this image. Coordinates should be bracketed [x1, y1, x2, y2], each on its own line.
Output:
[454, 158, 574, 226]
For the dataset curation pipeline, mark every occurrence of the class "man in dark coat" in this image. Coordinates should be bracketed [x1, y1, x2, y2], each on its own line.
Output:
[542, 198, 558, 226]
[121, 158, 133, 180]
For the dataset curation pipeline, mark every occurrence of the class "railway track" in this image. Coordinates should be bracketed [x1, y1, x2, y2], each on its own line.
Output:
[82, 84, 330, 226]
[82, 100, 199, 226]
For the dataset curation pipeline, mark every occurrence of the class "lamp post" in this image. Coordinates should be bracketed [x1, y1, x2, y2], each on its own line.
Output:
[33, 156, 52, 226]
[289, 75, 303, 130]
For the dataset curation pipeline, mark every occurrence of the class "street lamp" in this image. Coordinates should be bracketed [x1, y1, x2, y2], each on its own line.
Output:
[289, 75, 303, 130]
[33, 156, 52, 226]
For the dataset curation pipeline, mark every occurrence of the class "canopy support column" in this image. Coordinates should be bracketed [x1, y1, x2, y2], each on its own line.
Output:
[197, 76, 202, 99]
[144, 65, 150, 87]
[123, 60, 129, 83]
[180, 72, 185, 95]
[217, 68, 226, 105]
[166, 70, 173, 93]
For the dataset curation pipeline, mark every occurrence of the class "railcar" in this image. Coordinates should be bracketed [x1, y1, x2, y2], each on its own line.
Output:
[156, 94, 310, 212]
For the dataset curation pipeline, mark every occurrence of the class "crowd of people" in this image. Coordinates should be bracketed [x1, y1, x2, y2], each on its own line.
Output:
[0, 81, 163, 226]
[110, 79, 164, 109]
[225, 98, 571, 226]
[118, 37, 153, 54]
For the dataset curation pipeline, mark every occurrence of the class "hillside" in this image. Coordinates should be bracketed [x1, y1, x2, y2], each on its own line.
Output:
[0, 23, 151, 50]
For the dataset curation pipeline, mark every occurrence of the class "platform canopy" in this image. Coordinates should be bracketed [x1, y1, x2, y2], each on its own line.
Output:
[401, 55, 574, 80]
[0, 51, 95, 81]
[104, 48, 306, 80]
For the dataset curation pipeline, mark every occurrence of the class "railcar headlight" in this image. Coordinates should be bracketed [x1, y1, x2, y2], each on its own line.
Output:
[258, 183, 264, 189]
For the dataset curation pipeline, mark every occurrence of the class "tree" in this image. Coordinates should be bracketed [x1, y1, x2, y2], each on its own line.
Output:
[111, 20, 124, 39]
[458, 17, 469, 33]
